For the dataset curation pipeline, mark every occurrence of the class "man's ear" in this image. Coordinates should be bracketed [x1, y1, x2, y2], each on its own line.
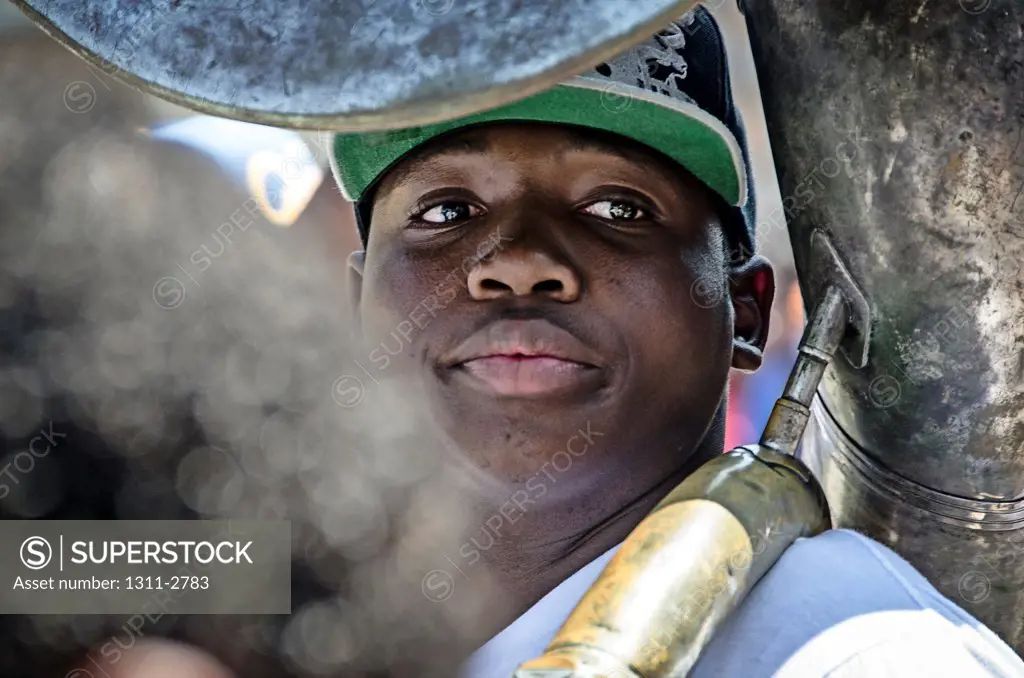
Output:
[347, 250, 366, 335]
[729, 254, 775, 372]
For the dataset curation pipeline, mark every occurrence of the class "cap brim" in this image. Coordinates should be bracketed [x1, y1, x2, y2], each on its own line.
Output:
[331, 76, 747, 208]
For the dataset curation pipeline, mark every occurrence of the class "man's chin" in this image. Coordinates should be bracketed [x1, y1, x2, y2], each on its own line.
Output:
[433, 367, 615, 418]
[439, 417, 610, 488]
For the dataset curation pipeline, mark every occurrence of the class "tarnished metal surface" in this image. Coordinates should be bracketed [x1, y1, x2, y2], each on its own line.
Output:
[743, 0, 1024, 651]
[514, 279, 856, 675]
[517, 499, 757, 678]
[803, 403, 1024, 649]
[514, 446, 830, 678]
[760, 282, 850, 459]
[11, 0, 698, 131]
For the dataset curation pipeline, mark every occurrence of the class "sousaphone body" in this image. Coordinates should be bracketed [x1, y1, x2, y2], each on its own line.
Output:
[742, 0, 1024, 653]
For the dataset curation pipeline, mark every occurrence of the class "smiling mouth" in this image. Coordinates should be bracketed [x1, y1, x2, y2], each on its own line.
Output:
[454, 355, 601, 398]
[443, 318, 606, 398]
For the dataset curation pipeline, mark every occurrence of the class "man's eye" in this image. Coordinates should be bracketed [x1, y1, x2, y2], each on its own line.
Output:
[581, 200, 647, 221]
[418, 202, 481, 224]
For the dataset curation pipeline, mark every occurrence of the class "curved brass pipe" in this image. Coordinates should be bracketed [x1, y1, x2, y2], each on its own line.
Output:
[515, 446, 829, 678]
[516, 261, 867, 677]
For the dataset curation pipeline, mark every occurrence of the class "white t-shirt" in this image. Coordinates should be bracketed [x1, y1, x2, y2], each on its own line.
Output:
[461, 529, 1024, 678]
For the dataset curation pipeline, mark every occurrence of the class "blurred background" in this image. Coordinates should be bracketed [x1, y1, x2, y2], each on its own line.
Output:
[0, 1, 803, 676]
[712, 0, 804, 452]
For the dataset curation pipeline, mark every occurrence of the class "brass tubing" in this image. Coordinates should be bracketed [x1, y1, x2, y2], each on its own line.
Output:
[514, 447, 830, 678]
[514, 283, 852, 678]
[760, 284, 847, 457]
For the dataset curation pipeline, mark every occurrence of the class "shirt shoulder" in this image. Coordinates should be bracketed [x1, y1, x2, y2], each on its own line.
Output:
[460, 545, 619, 678]
[692, 528, 1024, 678]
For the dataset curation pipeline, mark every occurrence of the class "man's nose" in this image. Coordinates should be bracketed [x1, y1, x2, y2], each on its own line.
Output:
[467, 249, 581, 302]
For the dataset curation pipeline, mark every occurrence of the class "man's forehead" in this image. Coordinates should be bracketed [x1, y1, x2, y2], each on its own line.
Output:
[386, 133, 491, 182]
[384, 123, 675, 186]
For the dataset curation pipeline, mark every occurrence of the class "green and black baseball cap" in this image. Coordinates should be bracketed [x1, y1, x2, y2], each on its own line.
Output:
[331, 6, 756, 258]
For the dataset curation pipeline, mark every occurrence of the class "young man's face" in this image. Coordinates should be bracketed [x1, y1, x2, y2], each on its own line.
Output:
[348, 123, 772, 497]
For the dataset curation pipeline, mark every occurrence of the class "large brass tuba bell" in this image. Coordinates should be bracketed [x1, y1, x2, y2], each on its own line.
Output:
[10, 0, 700, 130]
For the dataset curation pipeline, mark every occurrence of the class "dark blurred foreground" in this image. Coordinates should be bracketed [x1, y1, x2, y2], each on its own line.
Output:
[0, 29, 503, 678]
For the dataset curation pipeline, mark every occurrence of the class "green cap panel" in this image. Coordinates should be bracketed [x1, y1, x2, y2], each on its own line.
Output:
[332, 82, 744, 208]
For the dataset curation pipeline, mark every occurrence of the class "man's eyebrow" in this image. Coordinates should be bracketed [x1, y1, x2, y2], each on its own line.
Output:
[561, 129, 664, 170]
[386, 135, 491, 185]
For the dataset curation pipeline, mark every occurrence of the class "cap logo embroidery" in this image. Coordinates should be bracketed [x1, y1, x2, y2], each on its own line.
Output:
[593, 11, 698, 107]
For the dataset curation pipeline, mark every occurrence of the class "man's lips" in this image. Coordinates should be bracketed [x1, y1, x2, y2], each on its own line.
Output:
[457, 355, 599, 397]
[443, 319, 604, 397]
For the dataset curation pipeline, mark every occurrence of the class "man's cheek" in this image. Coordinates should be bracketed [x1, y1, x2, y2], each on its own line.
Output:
[433, 273, 460, 306]
[359, 302, 424, 365]
[360, 292, 450, 366]
[364, 271, 441, 335]
[394, 320, 416, 344]
[626, 279, 729, 393]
